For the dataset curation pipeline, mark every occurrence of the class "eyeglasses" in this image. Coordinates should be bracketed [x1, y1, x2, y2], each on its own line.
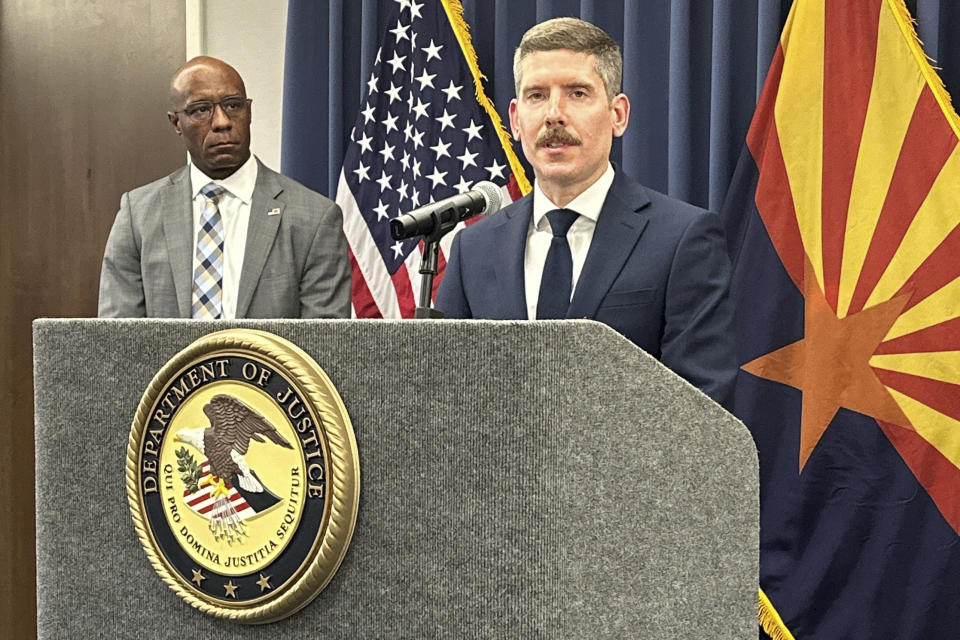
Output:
[174, 97, 251, 123]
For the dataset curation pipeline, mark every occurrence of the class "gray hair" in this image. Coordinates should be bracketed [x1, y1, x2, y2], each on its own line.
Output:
[513, 17, 623, 102]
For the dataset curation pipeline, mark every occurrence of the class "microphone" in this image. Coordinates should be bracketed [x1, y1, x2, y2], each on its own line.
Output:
[390, 181, 503, 240]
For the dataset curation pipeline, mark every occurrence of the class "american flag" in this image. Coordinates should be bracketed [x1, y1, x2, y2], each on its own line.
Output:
[335, 0, 529, 318]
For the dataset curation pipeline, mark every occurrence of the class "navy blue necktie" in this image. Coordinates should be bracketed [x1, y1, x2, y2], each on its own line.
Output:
[536, 209, 580, 319]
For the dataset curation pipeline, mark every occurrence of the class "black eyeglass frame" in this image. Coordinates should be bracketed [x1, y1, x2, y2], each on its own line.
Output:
[171, 97, 252, 122]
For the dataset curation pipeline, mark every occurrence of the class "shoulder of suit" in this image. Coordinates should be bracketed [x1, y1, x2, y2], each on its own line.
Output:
[115, 166, 190, 224]
[629, 182, 714, 224]
[457, 190, 531, 237]
[123, 165, 188, 202]
[257, 164, 337, 208]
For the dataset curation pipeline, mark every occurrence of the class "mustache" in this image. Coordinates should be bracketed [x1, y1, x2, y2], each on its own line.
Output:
[535, 128, 582, 147]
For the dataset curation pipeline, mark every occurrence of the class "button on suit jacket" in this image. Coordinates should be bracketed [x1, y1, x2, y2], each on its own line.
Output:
[98, 160, 351, 319]
[435, 169, 737, 406]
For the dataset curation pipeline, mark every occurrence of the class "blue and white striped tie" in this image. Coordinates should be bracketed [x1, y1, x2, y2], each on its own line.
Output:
[192, 184, 226, 319]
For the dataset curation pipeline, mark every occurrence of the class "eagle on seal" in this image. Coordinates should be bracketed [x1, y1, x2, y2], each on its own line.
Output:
[175, 394, 294, 498]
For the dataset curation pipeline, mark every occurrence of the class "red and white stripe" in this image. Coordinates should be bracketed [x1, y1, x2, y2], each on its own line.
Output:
[182, 462, 256, 520]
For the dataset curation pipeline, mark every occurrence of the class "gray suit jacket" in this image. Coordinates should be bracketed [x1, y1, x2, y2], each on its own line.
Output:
[98, 160, 351, 318]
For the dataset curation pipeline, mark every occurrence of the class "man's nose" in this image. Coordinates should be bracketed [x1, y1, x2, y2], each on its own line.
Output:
[211, 103, 232, 129]
[545, 96, 566, 126]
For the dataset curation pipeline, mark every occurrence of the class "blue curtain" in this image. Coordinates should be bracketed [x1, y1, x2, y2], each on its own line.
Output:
[283, 0, 959, 212]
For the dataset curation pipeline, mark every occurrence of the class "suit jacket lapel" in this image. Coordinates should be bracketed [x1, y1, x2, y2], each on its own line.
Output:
[567, 172, 651, 319]
[161, 166, 195, 318]
[492, 195, 532, 319]
[237, 161, 284, 317]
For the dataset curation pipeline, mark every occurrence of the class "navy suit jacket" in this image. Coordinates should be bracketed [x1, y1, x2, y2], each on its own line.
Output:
[435, 169, 737, 406]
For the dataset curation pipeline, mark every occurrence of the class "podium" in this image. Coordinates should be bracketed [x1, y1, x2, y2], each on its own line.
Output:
[33, 318, 758, 638]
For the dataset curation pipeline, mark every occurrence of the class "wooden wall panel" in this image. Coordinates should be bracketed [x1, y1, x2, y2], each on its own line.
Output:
[0, 2, 186, 637]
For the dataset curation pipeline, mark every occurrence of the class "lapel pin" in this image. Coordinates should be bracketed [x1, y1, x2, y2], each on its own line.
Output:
[267, 207, 281, 216]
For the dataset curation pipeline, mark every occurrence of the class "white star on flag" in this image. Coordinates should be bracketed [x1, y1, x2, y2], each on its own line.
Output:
[457, 148, 478, 169]
[423, 39, 443, 62]
[463, 119, 483, 142]
[357, 131, 373, 153]
[416, 68, 437, 90]
[388, 51, 406, 74]
[379, 143, 396, 163]
[435, 109, 456, 131]
[441, 80, 462, 102]
[427, 166, 447, 188]
[485, 159, 507, 180]
[353, 162, 370, 182]
[431, 138, 451, 158]
[390, 21, 410, 42]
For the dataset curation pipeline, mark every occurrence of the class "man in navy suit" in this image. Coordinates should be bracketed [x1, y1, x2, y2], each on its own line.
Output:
[435, 17, 736, 406]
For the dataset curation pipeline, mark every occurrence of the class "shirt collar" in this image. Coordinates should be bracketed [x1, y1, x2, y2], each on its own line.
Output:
[189, 154, 258, 205]
[532, 162, 615, 229]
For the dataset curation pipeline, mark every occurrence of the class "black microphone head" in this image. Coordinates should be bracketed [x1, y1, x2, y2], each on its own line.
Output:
[389, 182, 505, 241]
[472, 181, 503, 217]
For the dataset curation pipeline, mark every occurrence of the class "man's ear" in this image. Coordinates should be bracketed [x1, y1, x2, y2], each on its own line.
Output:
[610, 93, 630, 138]
[167, 111, 182, 136]
[508, 98, 520, 141]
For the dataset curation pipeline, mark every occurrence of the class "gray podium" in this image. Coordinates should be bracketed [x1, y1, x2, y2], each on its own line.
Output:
[33, 319, 758, 639]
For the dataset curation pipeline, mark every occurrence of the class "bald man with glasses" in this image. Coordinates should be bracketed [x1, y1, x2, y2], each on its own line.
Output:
[98, 56, 351, 319]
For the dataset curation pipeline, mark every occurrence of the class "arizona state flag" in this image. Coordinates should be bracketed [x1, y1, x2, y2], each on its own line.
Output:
[722, 1, 960, 637]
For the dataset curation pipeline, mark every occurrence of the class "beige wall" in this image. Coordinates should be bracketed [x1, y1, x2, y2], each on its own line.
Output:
[0, 2, 186, 638]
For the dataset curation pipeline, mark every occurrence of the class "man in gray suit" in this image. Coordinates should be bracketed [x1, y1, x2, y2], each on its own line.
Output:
[98, 56, 351, 318]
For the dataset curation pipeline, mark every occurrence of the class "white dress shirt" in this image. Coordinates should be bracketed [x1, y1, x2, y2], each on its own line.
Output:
[190, 154, 258, 320]
[524, 163, 615, 320]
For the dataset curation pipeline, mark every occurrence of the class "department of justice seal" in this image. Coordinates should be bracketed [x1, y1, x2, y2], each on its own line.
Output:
[126, 329, 360, 623]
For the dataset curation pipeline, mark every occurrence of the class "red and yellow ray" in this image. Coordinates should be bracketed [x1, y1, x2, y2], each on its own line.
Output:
[745, 0, 960, 534]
